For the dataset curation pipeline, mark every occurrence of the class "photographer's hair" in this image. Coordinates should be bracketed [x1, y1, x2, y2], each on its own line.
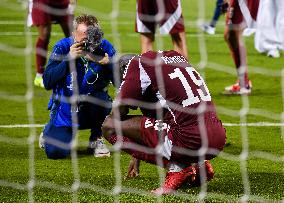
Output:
[73, 14, 99, 30]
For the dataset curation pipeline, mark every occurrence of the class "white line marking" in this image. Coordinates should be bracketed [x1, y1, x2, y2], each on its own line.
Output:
[0, 31, 223, 38]
[0, 124, 44, 128]
[0, 122, 283, 128]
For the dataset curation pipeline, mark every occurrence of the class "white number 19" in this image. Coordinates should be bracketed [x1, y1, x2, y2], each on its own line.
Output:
[168, 66, 211, 107]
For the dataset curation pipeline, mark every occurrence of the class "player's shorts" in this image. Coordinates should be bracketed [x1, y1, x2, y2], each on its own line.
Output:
[27, 0, 71, 27]
[227, 0, 259, 28]
[135, 0, 185, 34]
[140, 113, 226, 164]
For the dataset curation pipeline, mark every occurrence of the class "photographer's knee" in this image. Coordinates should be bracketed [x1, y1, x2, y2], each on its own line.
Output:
[45, 144, 70, 159]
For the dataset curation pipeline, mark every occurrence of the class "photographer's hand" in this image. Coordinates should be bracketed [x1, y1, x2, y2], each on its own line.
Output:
[69, 42, 84, 59]
[98, 53, 109, 65]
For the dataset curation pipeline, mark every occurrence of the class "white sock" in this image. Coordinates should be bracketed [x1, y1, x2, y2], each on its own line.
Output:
[36, 73, 43, 78]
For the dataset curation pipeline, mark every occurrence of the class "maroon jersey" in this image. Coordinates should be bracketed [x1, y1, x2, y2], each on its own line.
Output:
[119, 50, 216, 127]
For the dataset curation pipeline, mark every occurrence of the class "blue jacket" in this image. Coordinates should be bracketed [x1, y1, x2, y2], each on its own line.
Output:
[43, 37, 115, 127]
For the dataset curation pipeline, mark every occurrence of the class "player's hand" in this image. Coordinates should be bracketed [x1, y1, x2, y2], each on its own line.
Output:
[69, 42, 84, 59]
[221, 0, 229, 14]
[98, 53, 109, 65]
[125, 157, 140, 179]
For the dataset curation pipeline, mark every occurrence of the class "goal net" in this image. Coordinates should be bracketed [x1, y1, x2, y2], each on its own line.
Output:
[0, 0, 283, 202]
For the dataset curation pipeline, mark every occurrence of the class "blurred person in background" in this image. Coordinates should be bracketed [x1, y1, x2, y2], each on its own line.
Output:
[135, 0, 188, 59]
[200, 0, 228, 35]
[254, 0, 284, 58]
[27, 0, 76, 88]
[223, 0, 259, 95]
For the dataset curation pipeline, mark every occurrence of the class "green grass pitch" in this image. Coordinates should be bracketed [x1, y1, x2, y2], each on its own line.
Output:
[0, 0, 283, 202]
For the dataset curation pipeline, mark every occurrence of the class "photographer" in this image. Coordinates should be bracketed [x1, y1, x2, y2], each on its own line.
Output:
[41, 14, 116, 159]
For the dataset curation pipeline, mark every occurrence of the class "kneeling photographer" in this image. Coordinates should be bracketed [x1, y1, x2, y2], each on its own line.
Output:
[41, 14, 116, 159]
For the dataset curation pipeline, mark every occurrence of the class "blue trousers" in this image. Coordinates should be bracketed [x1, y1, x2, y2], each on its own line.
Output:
[43, 101, 111, 159]
[210, 0, 224, 27]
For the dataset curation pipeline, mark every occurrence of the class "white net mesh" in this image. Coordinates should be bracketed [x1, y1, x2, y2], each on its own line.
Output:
[0, 0, 283, 202]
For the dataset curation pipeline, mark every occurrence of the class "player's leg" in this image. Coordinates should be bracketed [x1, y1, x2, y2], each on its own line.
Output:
[102, 116, 166, 165]
[223, 0, 251, 94]
[58, 15, 73, 38]
[171, 31, 188, 59]
[103, 116, 196, 195]
[201, 0, 224, 35]
[211, 0, 223, 27]
[159, 0, 188, 58]
[34, 24, 51, 87]
[135, 0, 157, 53]
[43, 122, 73, 159]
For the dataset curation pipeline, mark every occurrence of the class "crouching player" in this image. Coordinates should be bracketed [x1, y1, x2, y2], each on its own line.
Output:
[40, 14, 116, 159]
[102, 51, 226, 194]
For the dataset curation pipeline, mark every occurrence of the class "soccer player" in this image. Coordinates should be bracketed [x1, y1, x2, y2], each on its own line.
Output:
[135, 0, 188, 59]
[223, 0, 259, 95]
[102, 51, 226, 194]
[40, 14, 116, 159]
[200, 0, 227, 35]
[27, 0, 76, 88]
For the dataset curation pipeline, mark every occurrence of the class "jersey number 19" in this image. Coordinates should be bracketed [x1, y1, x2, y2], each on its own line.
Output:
[168, 66, 211, 107]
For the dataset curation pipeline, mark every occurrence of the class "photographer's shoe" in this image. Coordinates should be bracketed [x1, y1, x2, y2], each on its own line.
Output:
[34, 75, 44, 88]
[39, 132, 45, 149]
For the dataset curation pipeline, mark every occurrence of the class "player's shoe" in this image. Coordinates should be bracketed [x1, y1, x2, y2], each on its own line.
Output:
[224, 80, 252, 95]
[39, 132, 45, 149]
[34, 75, 44, 88]
[187, 160, 214, 187]
[267, 49, 280, 58]
[151, 165, 196, 195]
[94, 138, 110, 157]
[200, 24, 215, 35]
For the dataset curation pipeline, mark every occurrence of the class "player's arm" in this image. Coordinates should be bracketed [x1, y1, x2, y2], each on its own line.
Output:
[221, 0, 229, 14]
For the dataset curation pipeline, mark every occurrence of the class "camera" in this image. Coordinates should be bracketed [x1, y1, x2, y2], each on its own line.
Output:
[82, 40, 91, 52]
[82, 25, 104, 53]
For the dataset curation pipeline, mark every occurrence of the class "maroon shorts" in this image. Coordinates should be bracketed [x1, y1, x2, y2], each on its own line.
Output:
[140, 114, 226, 164]
[227, 0, 259, 26]
[28, 0, 71, 26]
[135, 0, 185, 34]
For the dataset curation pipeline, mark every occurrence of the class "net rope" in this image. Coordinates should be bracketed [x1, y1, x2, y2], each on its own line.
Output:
[0, 0, 283, 202]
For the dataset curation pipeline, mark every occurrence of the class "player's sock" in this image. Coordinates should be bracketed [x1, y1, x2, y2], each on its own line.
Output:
[36, 38, 48, 74]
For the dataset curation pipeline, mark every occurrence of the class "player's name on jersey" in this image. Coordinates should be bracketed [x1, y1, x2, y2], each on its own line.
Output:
[161, 55, 187, 64]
